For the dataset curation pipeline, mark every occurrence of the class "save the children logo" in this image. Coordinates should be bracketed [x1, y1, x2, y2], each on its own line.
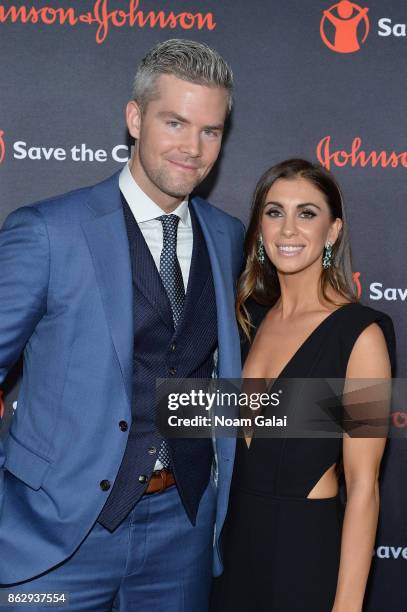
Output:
[0, 130, 5, 164]
[320, 1, 370, 53]
[348, 273, 407, 303]
[353, 272, 361, 298]
[374, 546, 407, 560]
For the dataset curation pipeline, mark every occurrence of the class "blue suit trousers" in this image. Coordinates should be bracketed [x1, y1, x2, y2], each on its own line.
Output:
[1, 482, 216, 611]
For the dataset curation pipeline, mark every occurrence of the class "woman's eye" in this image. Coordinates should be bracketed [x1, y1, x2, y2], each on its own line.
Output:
[300, 209, 316, 219]
[265, 208, 282, 217]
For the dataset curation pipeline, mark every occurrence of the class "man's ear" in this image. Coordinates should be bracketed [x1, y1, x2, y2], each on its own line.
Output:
[126, 100, 142, 140]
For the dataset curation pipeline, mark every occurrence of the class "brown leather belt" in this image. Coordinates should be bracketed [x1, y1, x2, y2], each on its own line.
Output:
[145, 469, 176, 495]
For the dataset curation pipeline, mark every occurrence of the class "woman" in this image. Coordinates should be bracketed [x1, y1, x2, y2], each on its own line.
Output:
[211, 159, 395, 612]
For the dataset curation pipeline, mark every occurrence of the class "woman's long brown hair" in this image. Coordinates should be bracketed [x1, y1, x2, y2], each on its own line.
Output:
[237, 159, 358, 339]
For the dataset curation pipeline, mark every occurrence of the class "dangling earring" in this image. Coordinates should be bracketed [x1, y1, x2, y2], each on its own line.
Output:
[257, 236, 265, 264]
[322, 241, 333, 270]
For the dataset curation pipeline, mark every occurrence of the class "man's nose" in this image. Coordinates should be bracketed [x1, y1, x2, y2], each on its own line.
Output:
[179, 130, 201, 158]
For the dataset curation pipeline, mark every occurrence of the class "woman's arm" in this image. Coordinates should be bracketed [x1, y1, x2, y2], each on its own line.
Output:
[332, 322, 391, 612]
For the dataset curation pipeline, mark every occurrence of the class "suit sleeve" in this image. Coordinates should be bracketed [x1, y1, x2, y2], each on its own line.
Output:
[235, 218, 246, 277]
[0, 206, 50, 386]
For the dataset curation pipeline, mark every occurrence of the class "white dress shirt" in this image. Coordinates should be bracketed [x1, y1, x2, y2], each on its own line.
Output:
[119, 163, 193, 470]
[119, 162, 193, 290]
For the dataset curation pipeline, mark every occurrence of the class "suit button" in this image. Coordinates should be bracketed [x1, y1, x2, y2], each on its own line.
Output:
[170, 342, 176, 352]
[148, 447, 157, 455]
[138, 475, 147, 483]
[169, 367, 177, 376]
[119, 420, 128, 432]
[100, 480, 111, 491]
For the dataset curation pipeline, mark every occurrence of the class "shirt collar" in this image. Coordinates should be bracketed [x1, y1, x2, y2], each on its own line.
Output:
[119, 162, 190, 226]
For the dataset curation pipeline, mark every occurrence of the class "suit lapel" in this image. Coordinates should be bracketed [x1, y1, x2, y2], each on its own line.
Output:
[190, 198, 241, 379]
[81, 178, 242, 455]
[121, 196, 174, 331]
[174, 205, 210, 336]
[191, 197, 242, 462]
[82, 173, 133, 405]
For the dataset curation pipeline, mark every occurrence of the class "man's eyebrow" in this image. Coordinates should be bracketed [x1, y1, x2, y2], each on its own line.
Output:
[204, 123, 224, 131]
[265, 201, 322, 210]
[157, 111, 190, 124]
[157, 111, 224, 131]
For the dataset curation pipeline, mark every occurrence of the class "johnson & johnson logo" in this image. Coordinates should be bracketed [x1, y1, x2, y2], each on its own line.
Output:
[0, 0, 216, 45]
[316, 136, 407, 171]
[320, 1, 370, 53]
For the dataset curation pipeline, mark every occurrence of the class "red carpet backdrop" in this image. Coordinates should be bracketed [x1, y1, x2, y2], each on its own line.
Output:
[0, 1, 406, 609]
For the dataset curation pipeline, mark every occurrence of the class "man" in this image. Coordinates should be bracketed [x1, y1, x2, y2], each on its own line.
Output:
[0, 39, 244, 610]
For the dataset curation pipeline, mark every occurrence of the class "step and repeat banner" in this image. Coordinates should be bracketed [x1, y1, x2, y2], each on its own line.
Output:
[0, 1, 406, 609]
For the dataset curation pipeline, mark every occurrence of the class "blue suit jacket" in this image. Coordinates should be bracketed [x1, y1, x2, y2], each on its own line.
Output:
[0, 171, 244, 583]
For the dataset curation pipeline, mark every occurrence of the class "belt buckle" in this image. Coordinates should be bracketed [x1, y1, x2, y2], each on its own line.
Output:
[158, 469, 166, 493]
[151, 469, 167, 494]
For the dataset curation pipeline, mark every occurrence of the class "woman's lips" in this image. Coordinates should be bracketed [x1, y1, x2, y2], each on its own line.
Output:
[276, 245, 305, 257]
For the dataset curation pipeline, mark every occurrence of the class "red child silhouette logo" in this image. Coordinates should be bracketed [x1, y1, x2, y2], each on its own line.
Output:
[0, 130, 5, 164]
[320, 1, 369, 53]
[353, 271, 362, 298]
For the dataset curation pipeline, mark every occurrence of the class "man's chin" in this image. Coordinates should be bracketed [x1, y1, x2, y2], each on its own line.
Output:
[161, 181, 199, 200]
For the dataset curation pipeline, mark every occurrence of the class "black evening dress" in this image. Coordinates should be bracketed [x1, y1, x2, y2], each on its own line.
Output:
[211, 301, 395, 612]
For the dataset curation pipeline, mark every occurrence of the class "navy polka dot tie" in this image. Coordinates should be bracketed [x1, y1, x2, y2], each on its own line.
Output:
[157, 214, 185, 468]
[158, 214, 185, 328]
